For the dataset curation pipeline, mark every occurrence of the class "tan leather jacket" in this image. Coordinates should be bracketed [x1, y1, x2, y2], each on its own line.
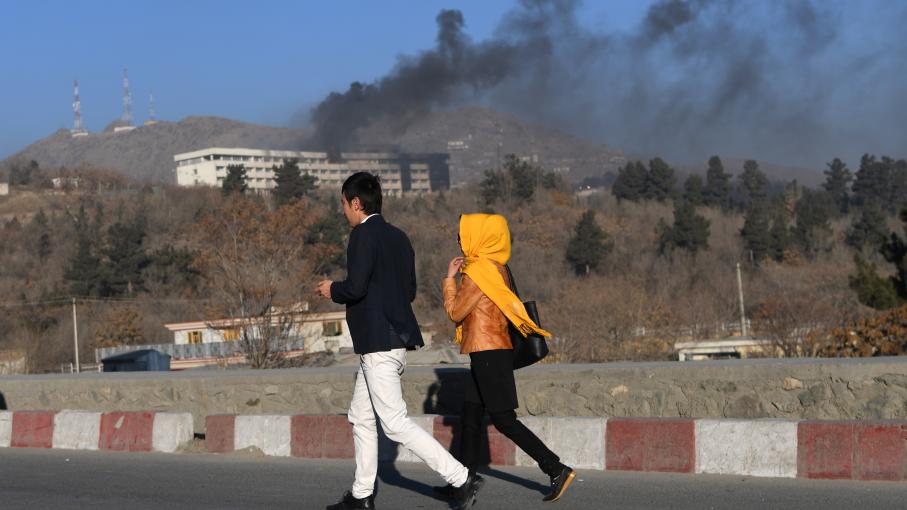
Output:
[442, 263, 513, 354]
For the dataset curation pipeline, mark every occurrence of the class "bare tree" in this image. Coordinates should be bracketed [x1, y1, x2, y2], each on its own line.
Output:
[192, 197, 333, 368]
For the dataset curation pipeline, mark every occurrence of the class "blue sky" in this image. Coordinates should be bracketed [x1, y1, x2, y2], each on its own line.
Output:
[0, 1, 654, 159]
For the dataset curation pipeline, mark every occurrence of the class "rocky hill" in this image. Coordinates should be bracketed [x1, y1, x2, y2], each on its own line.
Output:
[2, 107, 821, 187]
[1, 117, 310, 184]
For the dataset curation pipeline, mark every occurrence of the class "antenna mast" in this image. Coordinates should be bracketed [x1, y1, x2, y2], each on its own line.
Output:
[71, 80, 87, 137]
[122, 68, 133, 126]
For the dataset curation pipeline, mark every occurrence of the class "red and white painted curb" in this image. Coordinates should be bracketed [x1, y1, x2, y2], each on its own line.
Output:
[0, 410, 193, 453]
[205, 414, 907, 481]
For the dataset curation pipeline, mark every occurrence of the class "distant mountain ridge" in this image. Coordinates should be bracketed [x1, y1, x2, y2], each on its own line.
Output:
[2, 108, 822, 187]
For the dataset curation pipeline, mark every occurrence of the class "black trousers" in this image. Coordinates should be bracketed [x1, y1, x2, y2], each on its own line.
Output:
[460, 349, 563, 477]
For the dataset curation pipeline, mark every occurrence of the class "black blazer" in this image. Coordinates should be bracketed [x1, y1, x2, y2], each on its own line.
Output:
[331, 215, 424, 354]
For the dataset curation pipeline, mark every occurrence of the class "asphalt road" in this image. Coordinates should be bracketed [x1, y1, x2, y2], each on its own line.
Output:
[1, 449, 905, 509]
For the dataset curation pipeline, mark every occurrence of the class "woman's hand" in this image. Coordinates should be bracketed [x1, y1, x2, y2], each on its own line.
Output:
[446, 256, 465, 278]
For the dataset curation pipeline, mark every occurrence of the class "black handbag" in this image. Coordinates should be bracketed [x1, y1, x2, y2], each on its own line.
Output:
[505, 265, 549, 369]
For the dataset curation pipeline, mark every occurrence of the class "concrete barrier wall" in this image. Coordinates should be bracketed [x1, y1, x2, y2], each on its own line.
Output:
[1, 357, 906, 432]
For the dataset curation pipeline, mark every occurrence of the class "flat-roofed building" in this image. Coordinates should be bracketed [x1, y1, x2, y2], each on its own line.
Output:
[174, 147, 449, 196]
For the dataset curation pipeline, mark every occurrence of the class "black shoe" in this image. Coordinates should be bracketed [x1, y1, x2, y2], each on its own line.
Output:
[452, 472, 485, 509]
[326, 491, 375, 510]
[542, 466, 575, 502]
[433, 483, 455, 500]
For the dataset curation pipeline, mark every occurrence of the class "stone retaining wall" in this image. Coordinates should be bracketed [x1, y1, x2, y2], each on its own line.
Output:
[1, 357, 905, 432]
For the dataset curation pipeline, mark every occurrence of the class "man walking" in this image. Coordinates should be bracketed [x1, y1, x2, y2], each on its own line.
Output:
[316, 172, 483, 510]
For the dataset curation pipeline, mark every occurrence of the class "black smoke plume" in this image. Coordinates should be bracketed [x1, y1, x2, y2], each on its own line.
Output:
[305, 0, 906, 169]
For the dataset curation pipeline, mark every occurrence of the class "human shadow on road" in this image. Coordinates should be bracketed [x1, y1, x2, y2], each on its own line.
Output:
[375, 367, 546, 499]
[0, 391, 7, 410]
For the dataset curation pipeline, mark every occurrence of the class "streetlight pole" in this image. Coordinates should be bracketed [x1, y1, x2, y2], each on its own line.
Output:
[736, 263, 748, 337]
[71, 297, 80, 373]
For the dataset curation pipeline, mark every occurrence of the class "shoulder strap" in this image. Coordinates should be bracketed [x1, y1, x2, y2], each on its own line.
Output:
[504, 264, 521, 299]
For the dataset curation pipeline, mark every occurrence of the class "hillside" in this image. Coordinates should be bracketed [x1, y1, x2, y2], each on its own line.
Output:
[1, 117, 311, 184]
[2, 107, 823, 188]
[357, 106, 629, 187]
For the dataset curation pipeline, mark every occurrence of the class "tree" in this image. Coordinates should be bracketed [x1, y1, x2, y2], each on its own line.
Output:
[851, 154, 890, 210]
[30, 208, 52, 261]
[880, 208, 907, 300]
[505, 154, 538, 202]
[566, 210, 611, 276]
[791, 188, 834, 258]
[64, 204, 104, 297]
[702, 156, 731, 210]
[612, 161, 647, 202]
[193, 197, 323, 368]
[93, 306, 145, 349]
[846, 205, 888, 252]
[658, 201, 710, 254]
[739, 160, 768, 209]
[741, 202, 771, 264]
[768, 209, 791, 262]
[682, 174, 704, 206]
[273, 159, 317, 206]
[849, 255, 901, 310]
[644, 157, 676, 202]
[101, 212, 150, 296]
[222, 164, 248, 196]
[848, 208, 907, 309]
[9, 160, 39, 186]
[480, 168, 508, 206]
[822, 158, 852, 215]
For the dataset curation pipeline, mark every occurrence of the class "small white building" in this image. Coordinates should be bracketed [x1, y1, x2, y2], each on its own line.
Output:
[163, 310, 354, 355]
[0, 182, 8, 196]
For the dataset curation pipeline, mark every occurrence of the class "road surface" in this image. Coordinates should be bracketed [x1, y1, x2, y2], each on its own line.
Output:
[1, 448, 904, 509]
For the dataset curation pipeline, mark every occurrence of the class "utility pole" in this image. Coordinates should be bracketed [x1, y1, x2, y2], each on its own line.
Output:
[122, 68, 133, 126]
[736, 263, 748, 337]
[71, 297, 81, 373]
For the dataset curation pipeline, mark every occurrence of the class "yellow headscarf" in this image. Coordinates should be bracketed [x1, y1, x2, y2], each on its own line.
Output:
[455, 213, 552, 343]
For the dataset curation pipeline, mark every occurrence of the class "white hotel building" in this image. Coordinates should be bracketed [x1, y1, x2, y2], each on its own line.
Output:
[174, 147, 449, 195]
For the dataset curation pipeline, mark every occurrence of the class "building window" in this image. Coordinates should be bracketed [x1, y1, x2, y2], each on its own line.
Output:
[322, 321, 342, 337]
[223, 329, 240, 341]
[187, 331, 203, 344]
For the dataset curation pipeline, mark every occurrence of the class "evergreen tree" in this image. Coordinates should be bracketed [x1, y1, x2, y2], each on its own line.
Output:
[848, 208, 907, 309]
[892, 159, 907, 213]
[658, 201, 710, 254]
[222, 164, 248, 196]
[822, 158, 852, 215]
[146, 245, 201, 291]
[792, 188, 834, 258]
[480, 169, 507, 206]
[272, 159, 315, 206]
[846, 205, 888, 252]
[505, 155, 537, 202]
[880, 208, 907, 300]
[612, 161, 647, 202]
[64, 204, 104, 297]
[702, 156, 731, 210]
[644, 157, 676, 202]
[741, 202, 772, 264]
[31, 208, 52, 261]
[566, 210, 611, 275]
[851, 154, 890, 210]
[739, 160, 769, 209]
[101, 213, 150, 296]
[849, 255, 901, 310]
[683, 174, 704, 206]
[768, 209, 791, 262]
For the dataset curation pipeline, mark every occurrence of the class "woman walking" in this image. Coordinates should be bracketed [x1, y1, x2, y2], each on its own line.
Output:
[442, 213, 575, 503]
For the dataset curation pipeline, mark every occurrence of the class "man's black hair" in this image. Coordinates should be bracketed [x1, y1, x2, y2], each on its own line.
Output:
[341, 172, 382, 215]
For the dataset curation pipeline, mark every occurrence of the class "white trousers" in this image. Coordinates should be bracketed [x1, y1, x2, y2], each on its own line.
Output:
[349, 348, 468, 499]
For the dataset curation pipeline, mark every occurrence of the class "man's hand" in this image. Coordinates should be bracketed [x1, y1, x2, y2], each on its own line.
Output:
[315, 280, 333, 299]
